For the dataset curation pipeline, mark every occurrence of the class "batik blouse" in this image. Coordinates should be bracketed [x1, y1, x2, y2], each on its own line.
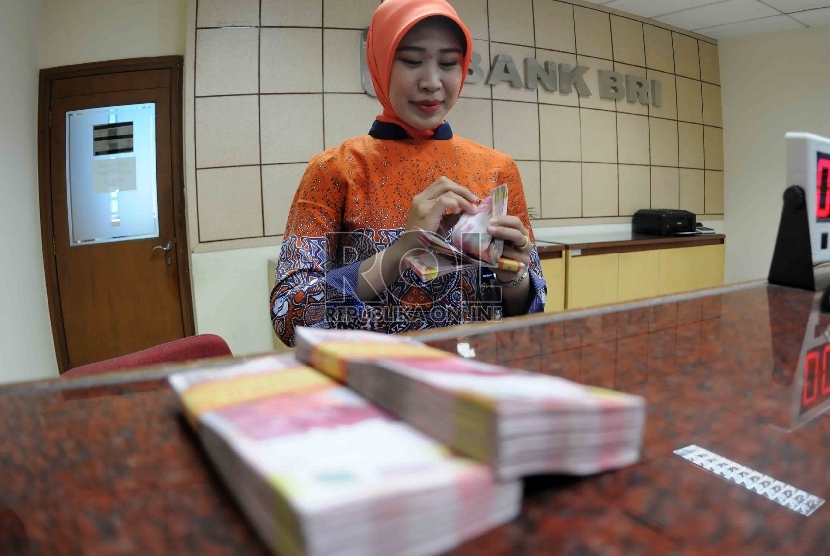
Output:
[270, 121, 547, 346]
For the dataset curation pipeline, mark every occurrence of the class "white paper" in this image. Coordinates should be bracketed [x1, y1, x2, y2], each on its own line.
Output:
[92, 157, 136, 194]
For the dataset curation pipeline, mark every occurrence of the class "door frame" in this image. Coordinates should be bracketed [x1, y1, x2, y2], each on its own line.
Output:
[38, 56, 195, 374]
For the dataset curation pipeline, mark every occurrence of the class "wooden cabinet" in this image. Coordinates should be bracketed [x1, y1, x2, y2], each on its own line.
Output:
[618, 250, 660, 302]
[539, 254, 565, 313]
[561, 240, 725, 310]
[658, 244, 725, 295]
[566, 251, 619, 310]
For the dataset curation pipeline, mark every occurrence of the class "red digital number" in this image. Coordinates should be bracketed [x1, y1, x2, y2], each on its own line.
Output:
[824, 345, 830, 396]
[817, 158, 830, 219]
[803, 349, 819, 406]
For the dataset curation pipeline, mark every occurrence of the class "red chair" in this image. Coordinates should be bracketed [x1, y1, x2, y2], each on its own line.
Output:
[62, 334, 233, 378]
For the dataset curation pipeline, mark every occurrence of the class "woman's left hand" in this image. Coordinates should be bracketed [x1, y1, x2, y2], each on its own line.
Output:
[487, 215, 532, 283]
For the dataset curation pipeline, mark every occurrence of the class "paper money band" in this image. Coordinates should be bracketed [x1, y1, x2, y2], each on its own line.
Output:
[496, 258, 525, 273]
[310, 342, 451, 381]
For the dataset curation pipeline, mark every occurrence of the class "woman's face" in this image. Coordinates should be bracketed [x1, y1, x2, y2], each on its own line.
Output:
[388, 19, 465, 131]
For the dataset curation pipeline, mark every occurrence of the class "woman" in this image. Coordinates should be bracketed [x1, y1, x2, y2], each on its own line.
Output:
[270, 0, 546, 346]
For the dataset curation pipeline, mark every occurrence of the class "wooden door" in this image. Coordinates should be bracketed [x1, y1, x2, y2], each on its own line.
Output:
[40, 59, 193, 371]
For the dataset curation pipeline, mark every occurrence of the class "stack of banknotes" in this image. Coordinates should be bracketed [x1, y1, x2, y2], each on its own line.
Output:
[294, 327, 646, 480]
[405, 183, 525, 281]
[169, 354, 521, 556]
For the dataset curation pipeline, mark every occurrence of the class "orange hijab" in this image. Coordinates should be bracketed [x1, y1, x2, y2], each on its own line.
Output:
[366, 0, 472, 140]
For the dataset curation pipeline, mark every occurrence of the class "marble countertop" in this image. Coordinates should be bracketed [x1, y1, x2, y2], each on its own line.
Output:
[533, 231, 726, 250]
[1, 283, 828, 554]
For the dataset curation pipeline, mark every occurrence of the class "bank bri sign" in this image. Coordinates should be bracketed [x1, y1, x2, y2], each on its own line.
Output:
[359, 29, 663, 107]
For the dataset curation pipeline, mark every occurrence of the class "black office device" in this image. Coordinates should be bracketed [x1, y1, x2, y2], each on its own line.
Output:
[632, 209, 697, 236]
[768, 132, 830, 292]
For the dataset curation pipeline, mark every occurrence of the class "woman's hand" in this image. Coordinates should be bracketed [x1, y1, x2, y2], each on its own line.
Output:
[405, 176, 480, 237]
[487, 215, 532, 283]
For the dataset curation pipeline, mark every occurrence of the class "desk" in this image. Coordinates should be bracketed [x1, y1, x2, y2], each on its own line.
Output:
[1, 283, 828, 553]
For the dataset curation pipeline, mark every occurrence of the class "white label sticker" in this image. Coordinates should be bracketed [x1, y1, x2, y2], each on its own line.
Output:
[673, 446, 825, 516]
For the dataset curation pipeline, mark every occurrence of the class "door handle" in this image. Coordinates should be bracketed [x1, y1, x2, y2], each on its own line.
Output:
[152, 240, 174, 253]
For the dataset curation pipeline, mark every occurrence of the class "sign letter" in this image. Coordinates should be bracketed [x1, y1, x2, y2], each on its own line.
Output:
[524, 58, 557, 91]
[466, 51, 485, 85]
[486, 55, 523, 88]
[651, 79, 662, 108]
[598, 70, 625, 100]
[625, 74, 651, 105]
[558, 64, 590, 96]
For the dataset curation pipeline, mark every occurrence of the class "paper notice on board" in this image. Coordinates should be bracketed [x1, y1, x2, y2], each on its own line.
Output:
[92, 157, 136, 194]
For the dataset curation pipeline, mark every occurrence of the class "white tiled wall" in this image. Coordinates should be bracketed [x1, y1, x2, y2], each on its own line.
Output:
[189, 0, 724, 247]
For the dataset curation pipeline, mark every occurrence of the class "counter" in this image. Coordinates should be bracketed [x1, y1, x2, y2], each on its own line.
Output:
[536, 231, 726, 253]
[1, 282, 828, 553]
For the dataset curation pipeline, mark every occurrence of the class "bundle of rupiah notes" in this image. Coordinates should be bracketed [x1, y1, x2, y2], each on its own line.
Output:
[294, 327, 646, 480]
[405, 183, 526, 281]
[169, 354, 521, 556]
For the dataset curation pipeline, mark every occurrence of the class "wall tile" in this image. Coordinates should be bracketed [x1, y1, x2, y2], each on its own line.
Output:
[702, 83, 723, 127]
[643, 24, 673, 73]
[647, 70, 676, 120]
[198, 0, 259, 27]
[704, 126, 724, 170]
[262, 0, 322, 27]
[582, 163, 618, 216]
[581, 109, 617, 163]
[542, 162, 581, 217]
[651, 167, 679, 209]
[262, 163, 306, 236]
[462, 40, 492, 99]
[493, 100, 539, 160]
[536, 49, 578, 106]
[705, 170, 724, 213]
[649, 118, 678, 167]
[196, 96, 260, 168]
[197, 166, 263, 241]
[619, 164, 650, 215]
[196, 29, 259, 97]
[617, 113, 650, 165]
[323, 93, 380, 148]
[577, 55, 615, 111]
[324, 29, 363, 93]
[449, 0, 489, 40]
[449, 97, 493, 148]
[676, 76, 703, 124]
[540, 105, 581, 161]
[614, 62, 648, 115]
[490, 42, 538, 103]
[323, 0, 378, 29]
[698, 40, 720, 85]
[678, 122, 704, 169]
[672, 33, 700, 80]
[188, 0, 722, 246]
[261, 94, 324, 164]
[679, 168, 704, 214]
[261, 29, 323, 93]
[516, 161, 542, 219]
[534, 0, 575, 53]
[611, 16, 645, 67]
[489, 0, 534, 46]
[574, 6, 612, 60]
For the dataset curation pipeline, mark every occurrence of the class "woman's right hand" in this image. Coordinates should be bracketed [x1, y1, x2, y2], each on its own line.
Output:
[404, 176, 480, 236]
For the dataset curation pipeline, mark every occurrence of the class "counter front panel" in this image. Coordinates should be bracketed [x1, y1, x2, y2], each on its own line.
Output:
[0, 283, 828, 554]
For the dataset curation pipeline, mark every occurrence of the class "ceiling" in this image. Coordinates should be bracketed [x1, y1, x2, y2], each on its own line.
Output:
[587, 0, 830, 39]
